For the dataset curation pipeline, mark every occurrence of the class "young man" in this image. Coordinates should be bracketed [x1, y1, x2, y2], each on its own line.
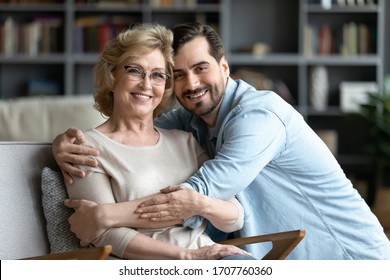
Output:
[53, 22, 390, 259]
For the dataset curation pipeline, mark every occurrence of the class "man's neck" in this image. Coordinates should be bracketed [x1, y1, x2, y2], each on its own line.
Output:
[202, 95, 225, 128]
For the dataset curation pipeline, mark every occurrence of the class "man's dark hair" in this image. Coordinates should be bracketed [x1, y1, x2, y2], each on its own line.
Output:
[172, 22, 225, 63]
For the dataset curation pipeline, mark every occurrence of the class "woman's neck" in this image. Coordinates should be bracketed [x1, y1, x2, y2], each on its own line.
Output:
[96, 117, 159, 146]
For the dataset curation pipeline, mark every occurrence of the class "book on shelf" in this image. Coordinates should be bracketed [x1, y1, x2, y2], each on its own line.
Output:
[342, 21, 358, 56]
[318, 24, 332, 55]
[2, 16, 16, 55]
[74, 15, 138, 53]
[0, 0, 64, 3]
[336, 0, 377, 6]
[0, 15, 62, 55]
[303, 21, 372, 56]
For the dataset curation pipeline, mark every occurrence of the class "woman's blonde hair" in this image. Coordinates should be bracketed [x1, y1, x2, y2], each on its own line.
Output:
[93, 23, 174, 118]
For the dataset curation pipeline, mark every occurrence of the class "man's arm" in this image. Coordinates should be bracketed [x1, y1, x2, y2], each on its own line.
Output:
[65, 180, 182, 245]
[65, 184, 243, 244]
[65, 199, 250, 259]
[53, 107, 189, 184]
[136, 108, 287, 222]
[137, 186, 244, 233]
[52, 128, 100, 184]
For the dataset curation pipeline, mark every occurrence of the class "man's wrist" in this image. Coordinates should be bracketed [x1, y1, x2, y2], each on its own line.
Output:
[197, 194, 212, 218]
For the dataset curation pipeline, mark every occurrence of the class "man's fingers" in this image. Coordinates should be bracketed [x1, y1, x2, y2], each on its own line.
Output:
[69, 127, 88, 144]
[60, 163, 85, 183]
[67, 153, 98, 167]
[140, 212, 178, 222]
[65, 127, 82, 138]
[68, 144, 99, 157]
[160, 185, 184, 193]
[64, 127, 89, 145]
[138, 194, 168, 207]
[136, 204, 161, 214]
[61, 170, 74, 185]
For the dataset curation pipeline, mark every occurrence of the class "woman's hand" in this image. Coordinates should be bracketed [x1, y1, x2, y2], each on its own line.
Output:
[64, 199, 107, 246]
[123, 233, 252, 260]
[52, 128, 99, 184]
[186, 243, 252, 260]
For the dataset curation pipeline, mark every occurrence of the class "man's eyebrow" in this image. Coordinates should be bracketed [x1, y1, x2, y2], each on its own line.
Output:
[173, 61, 210, 72]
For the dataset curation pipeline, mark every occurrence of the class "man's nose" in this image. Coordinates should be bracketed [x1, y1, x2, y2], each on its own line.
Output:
[185, 72, 200, 90]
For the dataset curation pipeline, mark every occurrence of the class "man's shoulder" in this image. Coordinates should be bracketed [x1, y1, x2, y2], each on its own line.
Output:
[154, 107, 194, 130]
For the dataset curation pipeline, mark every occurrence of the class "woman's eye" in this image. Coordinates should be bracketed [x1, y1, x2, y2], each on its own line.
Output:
[153, 72, 165, 79]
[129, 68, 142, 74]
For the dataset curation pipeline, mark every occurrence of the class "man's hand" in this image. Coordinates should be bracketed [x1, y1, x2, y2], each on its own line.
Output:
[52, 128, 99, 184]
[64, 199, 106, 246]
[135, 185, 199, 221]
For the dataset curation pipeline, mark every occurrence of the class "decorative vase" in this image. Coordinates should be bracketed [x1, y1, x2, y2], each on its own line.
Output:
[310, 66, 329, 112]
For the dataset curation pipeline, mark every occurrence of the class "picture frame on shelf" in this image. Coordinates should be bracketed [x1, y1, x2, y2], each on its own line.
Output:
[340, 81, 378, 113]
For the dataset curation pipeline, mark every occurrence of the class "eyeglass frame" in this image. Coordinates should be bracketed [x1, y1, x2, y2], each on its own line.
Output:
[123, 65, 170, 86]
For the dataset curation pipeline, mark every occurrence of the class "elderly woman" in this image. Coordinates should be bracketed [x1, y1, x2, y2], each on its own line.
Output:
[65, 23, 250, 260]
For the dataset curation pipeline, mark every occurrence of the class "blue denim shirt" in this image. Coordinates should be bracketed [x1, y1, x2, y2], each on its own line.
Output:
[155, 78, 390, 259]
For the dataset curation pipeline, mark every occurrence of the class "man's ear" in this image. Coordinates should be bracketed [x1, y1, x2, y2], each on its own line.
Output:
[220, 56, 230, 78]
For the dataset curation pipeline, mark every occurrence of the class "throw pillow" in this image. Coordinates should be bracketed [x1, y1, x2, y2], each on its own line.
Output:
[41, 167, 80, 253]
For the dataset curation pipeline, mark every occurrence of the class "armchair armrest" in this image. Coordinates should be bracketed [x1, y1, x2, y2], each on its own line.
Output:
[218, 229, 305, 260]
[22, 246, 112, 260]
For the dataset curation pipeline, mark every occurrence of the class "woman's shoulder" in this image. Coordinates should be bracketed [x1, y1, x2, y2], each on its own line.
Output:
[157, 127, 195, 142]
[81, 128, 104, 148]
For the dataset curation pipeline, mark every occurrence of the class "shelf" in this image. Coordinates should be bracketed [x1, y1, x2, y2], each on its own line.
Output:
[72, 53, 99, 64]
[303, 55, 380, 65]
[303, 4, 379, 13]
[0, 54, 66, 64]
[228, 54, 301, 66]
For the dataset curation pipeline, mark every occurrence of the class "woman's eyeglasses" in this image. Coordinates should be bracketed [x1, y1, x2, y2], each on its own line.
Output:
[124, 65, 170, 86]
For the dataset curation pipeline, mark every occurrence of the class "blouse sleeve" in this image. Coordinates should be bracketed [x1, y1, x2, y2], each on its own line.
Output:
[66, 164, 139, 258]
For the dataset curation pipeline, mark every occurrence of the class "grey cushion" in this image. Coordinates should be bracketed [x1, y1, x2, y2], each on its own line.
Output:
[41, 167, 80, 253]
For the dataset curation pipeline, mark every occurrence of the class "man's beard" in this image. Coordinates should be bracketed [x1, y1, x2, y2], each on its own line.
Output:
[178, 85, 223, 117]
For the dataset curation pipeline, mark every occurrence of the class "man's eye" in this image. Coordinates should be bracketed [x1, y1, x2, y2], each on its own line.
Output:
[173, 73, 183, 80]
[197, 65, 208, 72]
